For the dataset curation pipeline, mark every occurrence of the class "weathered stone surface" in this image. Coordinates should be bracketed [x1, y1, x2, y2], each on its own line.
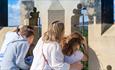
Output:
[48, 0, 65, 24]
[88, 23, 115, 70]
[20, 0, 34, 25]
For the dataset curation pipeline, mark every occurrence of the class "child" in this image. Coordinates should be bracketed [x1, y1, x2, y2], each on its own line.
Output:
[62, 32, 88, 70]
[69, 32, 88, 57]
[0, 25, 34, 70]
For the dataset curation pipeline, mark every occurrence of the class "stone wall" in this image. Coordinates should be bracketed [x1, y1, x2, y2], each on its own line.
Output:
[88, 23, 115, 70]
[34, 0, 81, 35]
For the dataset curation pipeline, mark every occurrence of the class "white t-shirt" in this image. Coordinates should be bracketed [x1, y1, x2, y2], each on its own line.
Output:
[30, 37, 65, 70]
[64, 50, 84, 64]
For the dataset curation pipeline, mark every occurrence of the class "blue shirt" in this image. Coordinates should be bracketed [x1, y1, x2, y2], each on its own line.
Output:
[0, 38, 30, 70]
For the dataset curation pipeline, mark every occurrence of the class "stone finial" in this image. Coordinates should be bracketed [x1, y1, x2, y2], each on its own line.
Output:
[29, 7, 40, 26]
[107, 65, 112, 70]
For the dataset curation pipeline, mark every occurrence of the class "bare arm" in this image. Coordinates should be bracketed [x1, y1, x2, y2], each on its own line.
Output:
[81, 54, 88, 61]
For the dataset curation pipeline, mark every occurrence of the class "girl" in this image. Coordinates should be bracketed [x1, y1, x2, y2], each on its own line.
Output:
[31, 21, 65, 70]
[62, 32, 88, 70]
[0, 25, 34, 70]
[69, 32, 88, 57]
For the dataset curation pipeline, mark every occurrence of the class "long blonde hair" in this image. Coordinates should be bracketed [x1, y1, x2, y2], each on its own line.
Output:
[43, 21, 64, 42]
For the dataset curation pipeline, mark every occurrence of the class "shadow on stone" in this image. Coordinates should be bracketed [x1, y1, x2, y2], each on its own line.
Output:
[88, 48, 101, 70]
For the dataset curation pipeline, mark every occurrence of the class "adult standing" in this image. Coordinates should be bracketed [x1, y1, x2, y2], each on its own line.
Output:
[31, 21, 65, 70]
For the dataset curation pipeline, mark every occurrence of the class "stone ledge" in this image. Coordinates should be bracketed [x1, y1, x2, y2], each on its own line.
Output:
[0, 27, 15, 49]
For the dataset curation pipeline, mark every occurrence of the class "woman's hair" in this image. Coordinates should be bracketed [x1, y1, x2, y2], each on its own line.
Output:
[62, 38, 81, 56]
[43, 21, 64, 42]
[17, 25, 34, 38]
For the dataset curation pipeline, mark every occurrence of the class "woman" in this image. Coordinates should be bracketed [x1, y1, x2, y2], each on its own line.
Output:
[62, 32, 88, 70]
[0, 26, 34, 70]
[30, 21, 65, 70]
[0, 25, 25, 62]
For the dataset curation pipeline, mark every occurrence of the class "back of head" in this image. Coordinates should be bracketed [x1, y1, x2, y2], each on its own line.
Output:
[70, 32, 84, 42]
[62, 37, 81, 56]
[18, 25, 34, 38]
[43, 20, 64, 42]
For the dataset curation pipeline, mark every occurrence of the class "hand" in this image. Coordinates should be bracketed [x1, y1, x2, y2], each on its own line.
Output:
[70, 62, 83, 70]
[76, 63, 83, 70]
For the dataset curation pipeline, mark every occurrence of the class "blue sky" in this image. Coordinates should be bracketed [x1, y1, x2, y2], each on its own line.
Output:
[8, 0, 20, 26]
[8, 0, 18, 4]
[8, 0, 89, 26]
[8, 0, 115, 26]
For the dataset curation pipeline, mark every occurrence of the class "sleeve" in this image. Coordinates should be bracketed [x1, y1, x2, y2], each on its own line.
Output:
[50, 43, 65, 70]
[65, 50, 84, 64]
[16, 42, 30, 69]
[74, 50, 84, 62]
[30, 37, 44, 70]
[33, 37, 42, 54]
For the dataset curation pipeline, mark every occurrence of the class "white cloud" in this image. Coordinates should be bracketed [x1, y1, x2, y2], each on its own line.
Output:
[8, 0, 21, 26]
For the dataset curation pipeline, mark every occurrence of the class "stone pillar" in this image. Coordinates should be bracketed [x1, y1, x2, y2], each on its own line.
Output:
[20, 0, 40, 44]
[71, 3, 82, 33]
[20, 0, 34, 25]
[48, 0, 65, 24]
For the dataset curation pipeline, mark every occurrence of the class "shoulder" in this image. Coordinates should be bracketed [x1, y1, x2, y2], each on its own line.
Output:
[74, 50, 84, 59]
[70, 50, 83, 61]
[5, 32, 18, 39]
[71, 50, 84, 62]
[49, 42, 60, 49]
[9, 39, 29, 48]
[17, 40, 29, 46]
[10, 39, 29, 50]
[6, 32, 16, 36]
[64, 50, 83, 64]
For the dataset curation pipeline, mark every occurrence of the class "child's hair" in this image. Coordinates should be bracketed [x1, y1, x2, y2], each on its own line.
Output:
[62, 32, 84, 56]
[43, 21, 64, 42]
[70, 31, 84, 41]
[62, 38, 81, 56]
[17, 25, 34, 38]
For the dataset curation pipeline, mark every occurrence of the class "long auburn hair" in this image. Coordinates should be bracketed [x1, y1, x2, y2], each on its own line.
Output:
[43, 21, 64, 42]
[62, 32, 84, 56]
[70, 31, 84, 41]
[62, 37, 81, 56]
